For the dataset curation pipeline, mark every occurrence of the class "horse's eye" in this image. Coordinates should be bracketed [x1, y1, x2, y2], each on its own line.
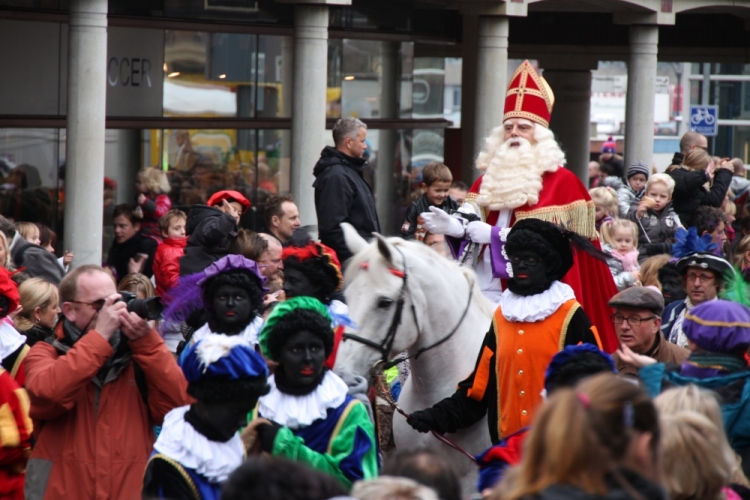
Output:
[377, 297, 394, 309]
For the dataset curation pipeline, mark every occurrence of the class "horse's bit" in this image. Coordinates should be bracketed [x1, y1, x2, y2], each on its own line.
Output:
[342, 246, 474, 371]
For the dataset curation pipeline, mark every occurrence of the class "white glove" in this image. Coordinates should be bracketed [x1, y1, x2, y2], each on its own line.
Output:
[466, 221, 493, 244]
[420, 206, 465, 238]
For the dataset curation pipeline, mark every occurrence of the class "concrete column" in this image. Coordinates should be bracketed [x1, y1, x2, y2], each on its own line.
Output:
[290, 5, 328, 234]
[64, 0, 108, 267]
[279, 36, 293, 194]
[624, 24, 658, 174]
[460, 14, 479, 186]
[472, 15, 508, 181]
[544, 70, 593, 185]
[376, 41, 399, 235]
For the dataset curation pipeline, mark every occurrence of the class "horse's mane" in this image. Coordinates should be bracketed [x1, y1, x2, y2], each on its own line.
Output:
[345, 237, 494, 318]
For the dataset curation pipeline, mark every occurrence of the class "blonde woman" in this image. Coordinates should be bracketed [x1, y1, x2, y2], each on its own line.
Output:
[15, 277, 60, 346]
[656, 385, 750, 490]
[491, 373, 664, 500]
[735, 235, 750, 272]
[639, 254, 671, 291]
[136, 166, 172, 241]
[660, 411, 738, 500]
[670, 149, 734, 227]
[117, 273, 156, 300]
[0, 232, 11, 269]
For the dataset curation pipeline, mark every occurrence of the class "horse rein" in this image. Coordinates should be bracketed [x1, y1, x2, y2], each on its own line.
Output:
[342, 246, 474, 370]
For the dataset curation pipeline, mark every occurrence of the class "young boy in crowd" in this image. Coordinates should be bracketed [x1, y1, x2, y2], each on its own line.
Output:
[628, 173, 682, 258]
[616, 161, 649, 218]
[153, 209, 188, 298]
[401, 163, 459, 241]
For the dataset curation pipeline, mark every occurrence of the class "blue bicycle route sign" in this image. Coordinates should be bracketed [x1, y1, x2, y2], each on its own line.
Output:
[689, 105, 718, 136]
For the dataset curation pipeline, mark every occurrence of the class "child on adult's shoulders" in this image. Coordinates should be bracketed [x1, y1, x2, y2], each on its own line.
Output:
[153, 209, 188, 299]
[601, 219, 641, 291]
[616, 160, 649, 218]
[628, 173, 682, 260]
[401, 163, 459, 241]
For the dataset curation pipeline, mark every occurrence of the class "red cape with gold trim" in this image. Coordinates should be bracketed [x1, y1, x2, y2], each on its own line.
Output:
[469, 167, 619, 353]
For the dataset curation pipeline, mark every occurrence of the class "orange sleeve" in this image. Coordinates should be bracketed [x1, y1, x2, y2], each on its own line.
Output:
[466, 346, 494, 401]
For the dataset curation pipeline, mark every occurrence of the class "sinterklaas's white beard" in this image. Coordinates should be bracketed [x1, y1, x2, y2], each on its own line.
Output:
[475, 129, 566, 211]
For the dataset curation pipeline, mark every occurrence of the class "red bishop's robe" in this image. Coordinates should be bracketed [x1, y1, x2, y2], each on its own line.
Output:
[467, 167, 619, 353]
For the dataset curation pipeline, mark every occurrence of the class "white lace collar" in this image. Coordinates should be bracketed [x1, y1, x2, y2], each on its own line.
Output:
[154, 405, 244, 483]
[0, 322, 25, 360]
[499, 281, 576, 322]
[193, 316, 263, 347]
[258, 370, 349, 429]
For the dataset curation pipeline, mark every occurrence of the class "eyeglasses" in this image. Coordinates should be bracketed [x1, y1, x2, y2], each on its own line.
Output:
[509, 256, 541, 266]
[610, 313, 657, 327]
[70, 298, 106, 311]
[686, 272, 715, 283]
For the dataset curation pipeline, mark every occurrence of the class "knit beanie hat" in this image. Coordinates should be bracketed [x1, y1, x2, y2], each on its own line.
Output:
[627, 161, 650, 180]
[602, 137, 617, 154]
[258, 296, 333, 361]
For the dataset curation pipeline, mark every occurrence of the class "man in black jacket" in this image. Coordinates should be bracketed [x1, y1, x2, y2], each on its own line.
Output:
[313, 117, 380, 263]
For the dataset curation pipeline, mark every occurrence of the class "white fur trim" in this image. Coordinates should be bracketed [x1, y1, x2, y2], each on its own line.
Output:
[195, 334, 246, 367]
[154, 405, 245, 483]
[499, 281, 576, 322]
[258, 371, 349, 429]
[0, 322, 25, 360]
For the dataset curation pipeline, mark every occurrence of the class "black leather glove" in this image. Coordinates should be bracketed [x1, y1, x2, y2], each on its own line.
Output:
[407, 410, 437, 433]
[256, 421, 282, 452]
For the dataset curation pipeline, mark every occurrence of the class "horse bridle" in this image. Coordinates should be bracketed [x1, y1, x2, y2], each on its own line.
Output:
[342, 246, 474, 370]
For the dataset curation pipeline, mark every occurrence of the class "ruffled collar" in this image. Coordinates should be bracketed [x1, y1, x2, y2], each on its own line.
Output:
[154, 405, 244, 483]
[258, 370, 349, 429]
[0, 322, 26, 360]
[499, 281, 576, 322]
[193, 316, 263, 347]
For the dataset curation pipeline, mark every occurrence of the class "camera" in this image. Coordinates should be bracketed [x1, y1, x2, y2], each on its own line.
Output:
[119, 291, 164, 321]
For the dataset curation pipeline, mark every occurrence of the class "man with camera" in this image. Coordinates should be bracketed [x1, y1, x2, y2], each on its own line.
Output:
[24, 265, 190, 500]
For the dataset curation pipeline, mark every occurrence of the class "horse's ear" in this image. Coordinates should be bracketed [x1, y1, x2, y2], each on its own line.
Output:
[374, 233, 393, 264]
[341, 223, 368, 256]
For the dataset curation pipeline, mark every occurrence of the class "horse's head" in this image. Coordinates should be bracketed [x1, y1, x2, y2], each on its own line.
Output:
[334, 224, 427, 378]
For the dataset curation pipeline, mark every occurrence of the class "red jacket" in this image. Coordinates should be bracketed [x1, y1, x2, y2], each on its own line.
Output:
[153, 237, 187, 297]
[24, 324, 190, 500]
[0, 369, 32, 500]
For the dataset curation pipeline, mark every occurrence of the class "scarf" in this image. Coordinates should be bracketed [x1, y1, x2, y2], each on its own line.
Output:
[680, 351, 748, 379]
[608, 248, 640, 272]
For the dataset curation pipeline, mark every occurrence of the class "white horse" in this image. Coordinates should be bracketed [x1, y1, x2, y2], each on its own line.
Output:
[335, 223, 495, 494]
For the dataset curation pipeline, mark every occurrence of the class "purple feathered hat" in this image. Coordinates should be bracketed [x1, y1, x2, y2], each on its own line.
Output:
[683, 300, 750, 354]
[165, 255, 267, 324]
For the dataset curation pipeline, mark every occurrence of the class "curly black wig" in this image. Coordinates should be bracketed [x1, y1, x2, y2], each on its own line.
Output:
[188, 377, 270, 405]
[266, 308, 334, 362]
[544, 352, 616, 395]
[282, 258, 340, 302]
[203, 270, 264, 317]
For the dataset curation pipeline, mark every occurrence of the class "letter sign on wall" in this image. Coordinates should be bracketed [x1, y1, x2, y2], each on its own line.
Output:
[106, 27, 164, 117]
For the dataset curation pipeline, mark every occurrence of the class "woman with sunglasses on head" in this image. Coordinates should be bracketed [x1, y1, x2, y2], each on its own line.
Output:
[406, 219, 606, 445]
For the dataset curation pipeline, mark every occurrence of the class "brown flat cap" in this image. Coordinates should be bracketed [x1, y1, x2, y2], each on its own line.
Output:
[608, 287, 665, 315]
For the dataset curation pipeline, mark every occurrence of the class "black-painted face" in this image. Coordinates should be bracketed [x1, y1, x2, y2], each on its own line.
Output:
[279, 330, 326, 388]
[508, 250, 551, 296]
[212, 284, 253, 335]
[196, 398, 259, 441]
[283, 267, 320, 300]
[661, 274, 687, 305]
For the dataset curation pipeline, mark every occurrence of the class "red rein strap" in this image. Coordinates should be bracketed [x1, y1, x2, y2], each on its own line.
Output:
[359, 261, 405, 278]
